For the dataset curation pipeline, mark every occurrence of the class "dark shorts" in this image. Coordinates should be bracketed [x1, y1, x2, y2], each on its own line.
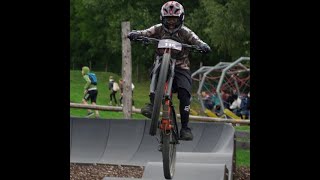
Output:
[172, 68, 192, 96]
[150, 64, 192, 96]
[84, 89, 98, 103]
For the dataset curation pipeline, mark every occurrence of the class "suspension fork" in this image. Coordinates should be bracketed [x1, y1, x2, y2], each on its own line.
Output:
[160, 58, 176, 132]
[150, 56, 161, 94]
[160, 94, 173, 132]
[165, 59, 176, 98]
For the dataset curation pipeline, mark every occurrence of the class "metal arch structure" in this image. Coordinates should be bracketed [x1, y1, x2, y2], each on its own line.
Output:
[191, 62, 231, 112]
[216, 57, 250, 113]
[191, 57, 250, 116]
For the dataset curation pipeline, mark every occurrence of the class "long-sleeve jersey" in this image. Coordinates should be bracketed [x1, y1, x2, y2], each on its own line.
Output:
[135, 24, 208, 70]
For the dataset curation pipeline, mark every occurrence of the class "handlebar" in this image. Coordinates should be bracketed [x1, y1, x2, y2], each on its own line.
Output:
[128, 35, 204, 53]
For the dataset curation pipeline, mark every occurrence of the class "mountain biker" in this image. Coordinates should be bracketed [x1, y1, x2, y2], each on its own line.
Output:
[128, 1, 211, 141]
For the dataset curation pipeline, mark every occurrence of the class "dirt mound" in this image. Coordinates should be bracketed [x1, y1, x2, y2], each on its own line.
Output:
[70, 163, 250, 180]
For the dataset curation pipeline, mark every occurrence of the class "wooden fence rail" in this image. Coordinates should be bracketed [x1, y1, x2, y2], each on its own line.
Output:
[70, 103, 250, 125]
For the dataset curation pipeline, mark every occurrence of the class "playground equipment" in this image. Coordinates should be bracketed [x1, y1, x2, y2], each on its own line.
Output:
[191, 57, 250, 119]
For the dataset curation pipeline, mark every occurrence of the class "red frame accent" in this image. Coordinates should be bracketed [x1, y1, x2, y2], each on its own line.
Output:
[160, 76, 173, 131]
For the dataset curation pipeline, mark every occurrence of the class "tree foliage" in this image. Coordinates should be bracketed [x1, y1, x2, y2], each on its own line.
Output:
[71, 0, 250, 80]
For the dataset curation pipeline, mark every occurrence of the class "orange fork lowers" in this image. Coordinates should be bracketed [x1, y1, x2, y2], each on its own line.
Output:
[160, 99, 173, 131]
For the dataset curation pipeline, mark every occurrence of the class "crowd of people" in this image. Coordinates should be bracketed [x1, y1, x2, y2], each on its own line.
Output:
[201, 89, 250, 119]
[80, 66, 135, 118]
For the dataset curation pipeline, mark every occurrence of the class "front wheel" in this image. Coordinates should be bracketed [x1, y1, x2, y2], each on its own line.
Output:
[149, 53, 171, 136]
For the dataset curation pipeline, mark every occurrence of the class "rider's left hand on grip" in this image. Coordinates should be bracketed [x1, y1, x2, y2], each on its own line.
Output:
[199, 43, 211, 53]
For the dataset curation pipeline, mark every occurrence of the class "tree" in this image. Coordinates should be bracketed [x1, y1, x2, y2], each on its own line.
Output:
[70, 0, 250, 77]
[198, 0, 250, 61]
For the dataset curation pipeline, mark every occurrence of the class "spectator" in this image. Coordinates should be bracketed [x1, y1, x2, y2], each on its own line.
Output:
[226, 89, 238, 109]
[240, 92, 250, 119]
[108, 76, 119, 106]
[208, 91, 223, 116]
[221, 90, 231, 109]
[229, 95, 242, 117]
[81, 66, 99, 118]
[201, 91, 214, 110]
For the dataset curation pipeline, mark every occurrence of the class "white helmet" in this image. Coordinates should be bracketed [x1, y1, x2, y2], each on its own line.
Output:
[160, 1, 185, 34]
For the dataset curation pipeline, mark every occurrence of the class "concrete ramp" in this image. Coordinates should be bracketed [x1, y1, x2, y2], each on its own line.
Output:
[70, 117, 235, 180]
[142, 162, 228, 180]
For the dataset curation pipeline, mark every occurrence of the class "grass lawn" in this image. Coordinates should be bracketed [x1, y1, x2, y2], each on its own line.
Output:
[236, 149, 250, 167]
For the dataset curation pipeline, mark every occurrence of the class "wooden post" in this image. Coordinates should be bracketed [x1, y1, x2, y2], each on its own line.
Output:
[121, 21, 132, 118]
[136, 64, 139, 82]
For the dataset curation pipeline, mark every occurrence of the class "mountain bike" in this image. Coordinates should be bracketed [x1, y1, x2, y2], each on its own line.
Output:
[129, 35, 203, 179]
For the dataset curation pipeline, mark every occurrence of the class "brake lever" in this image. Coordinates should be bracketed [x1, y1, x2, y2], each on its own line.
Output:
[141, 37, 151, 45]
[192, 46, 203, 53]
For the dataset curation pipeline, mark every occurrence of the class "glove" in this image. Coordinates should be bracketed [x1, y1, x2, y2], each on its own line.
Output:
[199, 43, 211, 53]
[127, 31, 140, 41]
